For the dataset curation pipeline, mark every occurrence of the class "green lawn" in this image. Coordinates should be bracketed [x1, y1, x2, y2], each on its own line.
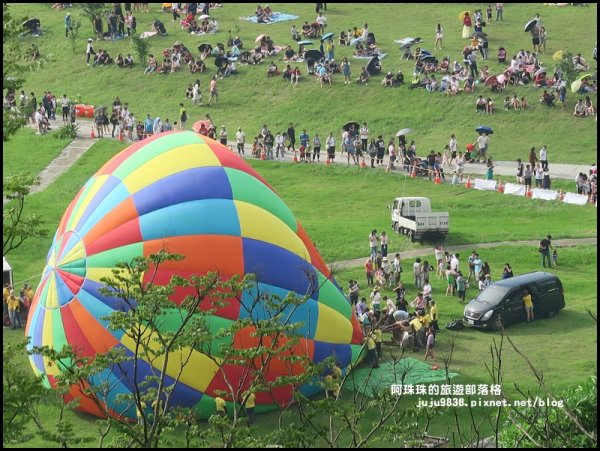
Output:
[8, 3, 597, 164]
[2, 127, 72, 178]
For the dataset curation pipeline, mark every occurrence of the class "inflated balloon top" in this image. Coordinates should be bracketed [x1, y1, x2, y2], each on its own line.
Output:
[26, 131, 363, 419]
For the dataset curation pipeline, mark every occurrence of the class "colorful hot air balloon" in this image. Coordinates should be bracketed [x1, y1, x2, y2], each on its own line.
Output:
[26, 131, 364, 419]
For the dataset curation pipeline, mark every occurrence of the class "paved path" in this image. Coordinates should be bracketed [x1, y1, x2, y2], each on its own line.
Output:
[329, 237, 597, 269]
[20, 119, 589, 198]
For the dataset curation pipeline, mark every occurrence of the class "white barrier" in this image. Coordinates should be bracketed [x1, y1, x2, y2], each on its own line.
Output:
[473, 179, 497, 191]
[531, 188, 558, 201]
[503, 183, 526, 196]
[562, 192, 589, 205]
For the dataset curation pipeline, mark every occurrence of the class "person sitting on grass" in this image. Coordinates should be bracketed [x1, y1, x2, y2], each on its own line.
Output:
[540, 90, 555, 107]
[290, 66, 301, 84]
[573, 98, 587, 117]
[123, 53, 134, 68]
[267, 62, 279, 77]
[585, 96, 595, 116]
[157, 58, 172, 74]
[356, 66, 370, 85]
[381, 71, 394, 87]
[510, 93, 521, 110]
[475, 95, 486, 112]
[486, 97, 494, 114]
[189, 58, 205, 73]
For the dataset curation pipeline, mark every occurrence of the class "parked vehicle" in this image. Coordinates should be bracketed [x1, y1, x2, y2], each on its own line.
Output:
[463, 272, 565, 331]
[390, 197, 449, 242]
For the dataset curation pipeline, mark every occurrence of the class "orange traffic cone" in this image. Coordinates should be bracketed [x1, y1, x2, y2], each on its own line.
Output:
[117, 130, 124, 142]
[260, 148, 266, 160]
[90, 127, 96, 139]
[325, 157, 331, 165]
[526, 187, 532, 198]
[293, 152, 298, 163]
[497, 180, 504, 193]
[465, 176, 472, 188]
[434, 171, 442, 184]
[410, 165, 417, 178]
[360, 158, 366, 168]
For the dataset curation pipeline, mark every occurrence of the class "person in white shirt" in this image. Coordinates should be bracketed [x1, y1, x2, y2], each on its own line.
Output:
[236, 127, 245, 157]
[476, 133, 489, 163]
[326, 132, 336, 162]
[539, 145, 548, 170]
[316, 12, 327, 34]
[450, 253, 460, 273]
[275, 132, 285, 161]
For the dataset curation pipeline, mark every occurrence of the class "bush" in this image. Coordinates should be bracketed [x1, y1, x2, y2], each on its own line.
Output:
[54, 123, 79, 139]
[499, 376, 597, 448]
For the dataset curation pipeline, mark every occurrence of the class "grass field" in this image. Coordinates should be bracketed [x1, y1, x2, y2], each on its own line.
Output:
[8, 3, 597, 164]
[2, 128, 71, 178]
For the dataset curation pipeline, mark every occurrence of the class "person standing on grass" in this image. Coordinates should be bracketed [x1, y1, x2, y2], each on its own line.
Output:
[207, 75, 218, 105]
[424, 327, 435, 360]
[496, 3, 503, 21]
[539, 234, 553, 268]
[178, 103, 187, 130]
[65, 12, 73, 37]
[523, 289, 534, 322]
[242, 389, 256, 427]
[434, 23, 443, 50]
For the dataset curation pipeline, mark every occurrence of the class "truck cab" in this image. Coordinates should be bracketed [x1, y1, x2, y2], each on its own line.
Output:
[390, 197, 449, 242]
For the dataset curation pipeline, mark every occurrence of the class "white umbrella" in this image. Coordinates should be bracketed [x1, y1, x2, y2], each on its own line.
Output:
[534, 67, 547, 76]
[198, 14, 210, 20]
[396, 128, 414, 137]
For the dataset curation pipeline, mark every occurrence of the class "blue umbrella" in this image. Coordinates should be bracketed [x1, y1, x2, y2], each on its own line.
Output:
[321, 32, 335, 42]
[475, 125, 493, 134]
[350, 36, 364, 46]
[298, 40, 313, 46]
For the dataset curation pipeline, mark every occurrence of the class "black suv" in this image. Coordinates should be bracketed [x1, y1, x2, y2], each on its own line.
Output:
[463, 272, 565, 330]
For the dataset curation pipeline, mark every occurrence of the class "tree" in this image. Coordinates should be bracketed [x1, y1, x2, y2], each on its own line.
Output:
[3, 3, 27, 142]
[3, 173, 48, 255]
[131, 36, 151, 66]
[2, 339, 46, 445]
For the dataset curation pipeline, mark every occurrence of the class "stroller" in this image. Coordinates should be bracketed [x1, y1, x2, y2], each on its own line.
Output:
[498, 47, 506, 63]
[306, 58, 316, 75]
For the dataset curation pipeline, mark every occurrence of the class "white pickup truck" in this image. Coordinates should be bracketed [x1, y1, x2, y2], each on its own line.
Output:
[390, 197, 449, 242]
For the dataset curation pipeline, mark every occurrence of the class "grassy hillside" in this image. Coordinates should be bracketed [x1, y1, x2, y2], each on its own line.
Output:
[8, 3, 597, 163]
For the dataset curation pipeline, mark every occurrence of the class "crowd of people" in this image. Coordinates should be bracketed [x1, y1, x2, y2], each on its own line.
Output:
[352, 234, 526, 363]
[3, 283, 34, 330]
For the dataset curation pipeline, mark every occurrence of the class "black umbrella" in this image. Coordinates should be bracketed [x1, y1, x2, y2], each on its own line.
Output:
[475, 125, 494, 134]
[419, 54, 437, 62]
[343, 121, 360, 131]
[472, 31, 488, 38]
[304, 49, 323, 61]
[524, 19, 538, 32]
[198, 43, 212, 53]
[366, 56, 381, 76]
[214, 56, 228, 68]
[22, 18, 40, 32]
